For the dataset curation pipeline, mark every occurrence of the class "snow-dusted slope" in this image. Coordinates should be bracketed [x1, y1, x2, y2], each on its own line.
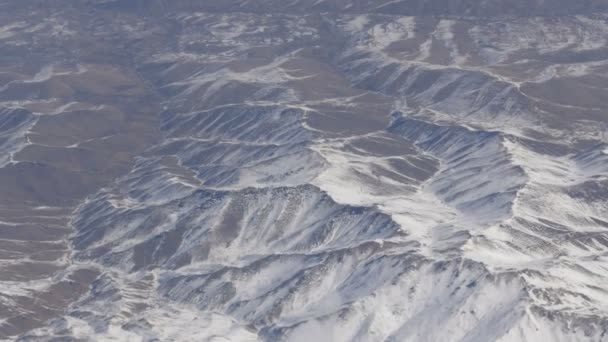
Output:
[1, 1, 608, 341]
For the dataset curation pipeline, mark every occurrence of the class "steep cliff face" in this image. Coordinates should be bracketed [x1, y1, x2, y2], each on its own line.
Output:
[1, 1, 608, 341]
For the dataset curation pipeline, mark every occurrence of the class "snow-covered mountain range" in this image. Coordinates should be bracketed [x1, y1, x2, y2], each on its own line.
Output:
[1, 1, 608, 341]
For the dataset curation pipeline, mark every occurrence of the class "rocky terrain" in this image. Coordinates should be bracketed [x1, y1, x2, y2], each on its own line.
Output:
[1, 0, 608, 341]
